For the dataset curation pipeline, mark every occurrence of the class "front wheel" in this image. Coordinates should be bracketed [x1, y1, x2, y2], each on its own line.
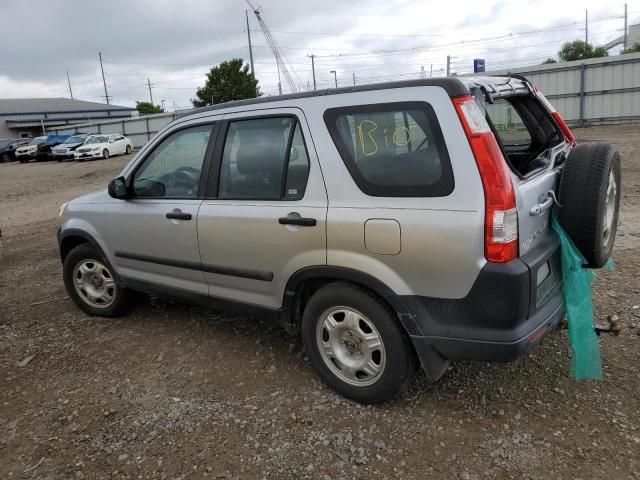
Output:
[102, 149, 109, 159]
[1, 153, 9, 163]
[301, 282, 414, 404]
[63, 244, 132, 317]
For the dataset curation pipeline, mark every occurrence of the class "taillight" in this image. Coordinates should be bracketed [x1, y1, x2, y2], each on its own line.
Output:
[452, 95, 518, 263]
[534, 88, 576, 147]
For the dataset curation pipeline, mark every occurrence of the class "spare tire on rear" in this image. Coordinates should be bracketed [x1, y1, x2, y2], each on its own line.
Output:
[557, 143, 621, 268]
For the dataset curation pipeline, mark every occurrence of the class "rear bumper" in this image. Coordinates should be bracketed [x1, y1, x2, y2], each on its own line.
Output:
[405, 233, 564, 362]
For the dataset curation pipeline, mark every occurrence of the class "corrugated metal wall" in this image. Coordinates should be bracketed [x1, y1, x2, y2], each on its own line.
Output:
[488, 52, 640, 125]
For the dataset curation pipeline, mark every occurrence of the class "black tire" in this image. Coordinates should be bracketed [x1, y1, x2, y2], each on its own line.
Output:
[1, 153, 9, 163]
[102, 149, 109, 159]
[63, 243, 132, 317]
[301, 282, 414, 404]
[558, 143, 621, 268]
[125, 145, 131, 155]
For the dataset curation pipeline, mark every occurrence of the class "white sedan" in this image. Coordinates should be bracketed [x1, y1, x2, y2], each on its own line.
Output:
[74, 134, 133, 161]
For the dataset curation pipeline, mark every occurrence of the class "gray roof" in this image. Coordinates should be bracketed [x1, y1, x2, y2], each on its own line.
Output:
[0, 97, 135, 115]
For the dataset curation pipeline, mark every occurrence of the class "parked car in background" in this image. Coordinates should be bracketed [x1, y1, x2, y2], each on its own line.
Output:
[52, 134, 92, 162]
[74, 134, 133, 161]
[0, 138, 30, 162]
[33, 134, 71, 162]
[15, 136, 47, 162]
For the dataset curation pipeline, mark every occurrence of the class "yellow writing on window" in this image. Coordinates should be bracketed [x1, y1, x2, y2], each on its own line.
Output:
[356, 120, 414, 156]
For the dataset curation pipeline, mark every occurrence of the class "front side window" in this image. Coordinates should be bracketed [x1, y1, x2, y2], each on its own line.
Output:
[324, 102, 454, 197]
[218, 117, 310, 200]
[132, 124, 213, 198]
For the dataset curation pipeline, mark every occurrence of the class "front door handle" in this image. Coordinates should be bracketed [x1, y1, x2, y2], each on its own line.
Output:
[278, 216, 317, 227]
[166, 211, 192, 220]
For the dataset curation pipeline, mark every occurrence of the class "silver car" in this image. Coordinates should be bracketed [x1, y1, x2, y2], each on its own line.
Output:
[58, 77, 621, 403]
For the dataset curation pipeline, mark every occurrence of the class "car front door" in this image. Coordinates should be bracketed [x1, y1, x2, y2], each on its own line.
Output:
[105, 121, 218, 294]
[197, 110, 328, 309]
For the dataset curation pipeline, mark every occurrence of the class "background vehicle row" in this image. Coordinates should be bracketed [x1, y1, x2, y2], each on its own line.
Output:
[9, 133, 134, 163]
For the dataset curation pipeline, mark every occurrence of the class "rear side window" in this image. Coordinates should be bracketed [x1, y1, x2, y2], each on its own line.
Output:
[324, 102, 453, 197]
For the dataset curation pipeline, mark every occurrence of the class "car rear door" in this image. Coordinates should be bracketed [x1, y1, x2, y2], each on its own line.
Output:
[197, 109, 328, 309]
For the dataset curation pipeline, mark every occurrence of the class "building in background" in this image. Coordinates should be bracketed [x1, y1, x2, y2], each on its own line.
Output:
[0, 98, 136, 139]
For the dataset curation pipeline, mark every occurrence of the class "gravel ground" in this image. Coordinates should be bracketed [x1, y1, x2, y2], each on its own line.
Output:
[1, 124, 639, 480]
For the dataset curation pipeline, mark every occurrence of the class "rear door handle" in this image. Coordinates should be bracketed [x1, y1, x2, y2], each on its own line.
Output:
[166, 211, 192, 220]
[278, 216, 317, 227]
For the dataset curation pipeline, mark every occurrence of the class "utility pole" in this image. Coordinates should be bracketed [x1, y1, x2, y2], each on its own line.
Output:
[585, 9, 588, 44]
[245, 10, 255, 77]
[98, 52, 110, 104]
[330, 70, 337, 88]
[624, 3, 628, 49]
[420, 66, 425, 79]
[446, 55, 451, 77]
[66, 71, 73, 99]
[430, 64, 433, 78]
[147, 78, 154, 105]
[309, 54, 316, 90]
[352, 73, 356, 86]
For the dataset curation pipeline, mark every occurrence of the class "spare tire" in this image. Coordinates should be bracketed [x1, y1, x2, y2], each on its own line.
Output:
[557, 143, 621, 268]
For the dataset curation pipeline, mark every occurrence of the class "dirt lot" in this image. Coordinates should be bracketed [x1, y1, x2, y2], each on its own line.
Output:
[1, 125, 639, 480]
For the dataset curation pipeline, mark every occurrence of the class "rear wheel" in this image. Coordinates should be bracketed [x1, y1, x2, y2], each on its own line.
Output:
[1, 153, 9, 163]
[558, 143, 621, 268]
[301, 282, 413, 404]
[102, 149, 109, 159]
[125, 145, 131, 155]
[63, 244, 132, 317]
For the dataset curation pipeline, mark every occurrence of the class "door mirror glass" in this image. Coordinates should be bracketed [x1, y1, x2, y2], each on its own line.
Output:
[108, 176, 129, 199]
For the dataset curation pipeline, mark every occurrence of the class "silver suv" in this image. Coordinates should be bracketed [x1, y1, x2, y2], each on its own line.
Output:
[58, 77, 621, 404]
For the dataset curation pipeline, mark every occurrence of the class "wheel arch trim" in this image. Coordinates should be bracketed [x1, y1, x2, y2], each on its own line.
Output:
[282, 265, 423, 337]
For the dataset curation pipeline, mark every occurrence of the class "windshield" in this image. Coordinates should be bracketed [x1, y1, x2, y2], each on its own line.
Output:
[28, 136, 47, 145]
[86, 135, 108, 144]
[63, 135, 85, 144]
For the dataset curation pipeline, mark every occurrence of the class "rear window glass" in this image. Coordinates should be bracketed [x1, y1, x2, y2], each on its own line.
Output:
[324, 102, 453, 197]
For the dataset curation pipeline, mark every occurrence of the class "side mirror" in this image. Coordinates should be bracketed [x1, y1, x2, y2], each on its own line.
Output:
[108, 176, 128, 199]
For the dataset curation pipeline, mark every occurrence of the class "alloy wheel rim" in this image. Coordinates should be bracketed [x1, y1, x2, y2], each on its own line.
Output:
[72, 259, 116, 308]
[602, 170, 617, 248]
[316, 306, 386, 387]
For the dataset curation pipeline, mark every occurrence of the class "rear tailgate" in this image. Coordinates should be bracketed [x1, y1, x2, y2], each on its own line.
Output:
[469, 77, 572, 255]
[466, 77, 572, 311]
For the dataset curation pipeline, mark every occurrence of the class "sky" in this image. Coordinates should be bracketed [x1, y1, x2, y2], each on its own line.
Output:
[0, 0, 636, 110]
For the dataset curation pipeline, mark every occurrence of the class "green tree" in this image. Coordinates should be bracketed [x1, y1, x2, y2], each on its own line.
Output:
[621, 43, 640, 54]
[558, 40, 608, 62]
[136, 101, 164, 114]
[192, 58, 260, 107]
[542, 57, 557, 64]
